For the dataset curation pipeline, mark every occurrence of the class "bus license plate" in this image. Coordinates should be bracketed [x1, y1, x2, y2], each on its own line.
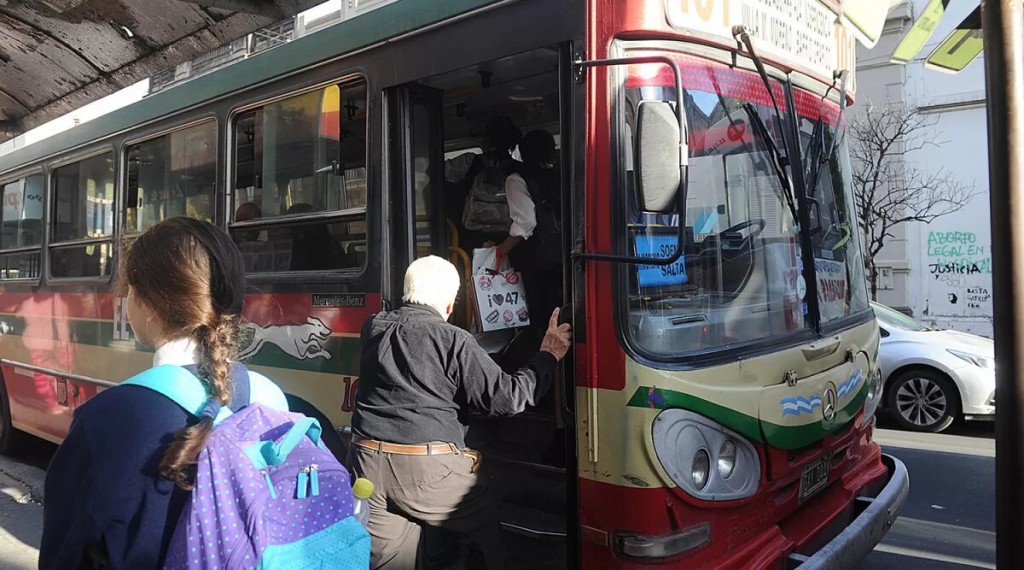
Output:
[799, 455, 830, 501]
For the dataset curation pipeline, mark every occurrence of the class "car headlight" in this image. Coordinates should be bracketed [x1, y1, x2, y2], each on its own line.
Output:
[652, 409, 759, 501]
[863, 366, 884, 422]
[948, 349, 994, 369]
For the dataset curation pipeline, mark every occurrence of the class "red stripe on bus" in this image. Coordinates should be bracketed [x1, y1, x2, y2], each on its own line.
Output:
[0, 293, 116, 320]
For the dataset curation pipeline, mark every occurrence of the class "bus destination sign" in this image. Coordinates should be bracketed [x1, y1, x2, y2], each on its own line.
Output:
[665, 0, 857, 91]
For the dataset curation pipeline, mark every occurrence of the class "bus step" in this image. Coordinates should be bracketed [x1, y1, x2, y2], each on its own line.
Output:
[499, 502, 567, 540]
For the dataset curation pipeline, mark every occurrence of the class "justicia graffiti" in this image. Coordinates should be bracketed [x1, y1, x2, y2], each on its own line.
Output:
[925, 229, 994, 322]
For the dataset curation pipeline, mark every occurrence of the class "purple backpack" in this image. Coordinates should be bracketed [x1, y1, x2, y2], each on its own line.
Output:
[125, 365, 371, 569]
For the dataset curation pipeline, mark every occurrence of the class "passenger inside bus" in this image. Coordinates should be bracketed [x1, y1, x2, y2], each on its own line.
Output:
[509, 129, 564, 333]
[445, 115, 523, 254]
[446, 121, 564, 341]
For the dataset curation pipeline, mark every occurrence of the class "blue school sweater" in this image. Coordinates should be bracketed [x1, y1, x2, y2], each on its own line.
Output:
[38, 364, 284, 570]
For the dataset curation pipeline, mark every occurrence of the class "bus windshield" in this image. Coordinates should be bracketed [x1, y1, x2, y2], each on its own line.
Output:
[622, 56, 869, 359]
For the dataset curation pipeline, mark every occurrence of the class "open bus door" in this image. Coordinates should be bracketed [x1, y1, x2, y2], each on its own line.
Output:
[385, 82, 468, 566]
[385, 83, 447, 303]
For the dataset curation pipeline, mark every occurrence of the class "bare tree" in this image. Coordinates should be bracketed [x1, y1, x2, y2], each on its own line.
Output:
[849, 103, 977, 300]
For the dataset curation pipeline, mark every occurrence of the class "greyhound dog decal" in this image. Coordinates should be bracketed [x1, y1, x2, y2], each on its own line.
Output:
[237, 316, 333, 361]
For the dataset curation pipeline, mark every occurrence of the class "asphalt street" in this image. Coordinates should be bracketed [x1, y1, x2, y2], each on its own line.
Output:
[866, 420, 995, 569]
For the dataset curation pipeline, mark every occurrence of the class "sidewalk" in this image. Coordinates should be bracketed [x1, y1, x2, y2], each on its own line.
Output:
[0, 455, 44, 570]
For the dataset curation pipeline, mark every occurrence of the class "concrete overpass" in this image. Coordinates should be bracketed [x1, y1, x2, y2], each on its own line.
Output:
[0, 0, 323, 142]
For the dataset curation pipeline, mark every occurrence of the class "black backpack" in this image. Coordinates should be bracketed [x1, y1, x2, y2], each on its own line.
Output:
[522, 168, 563, 268]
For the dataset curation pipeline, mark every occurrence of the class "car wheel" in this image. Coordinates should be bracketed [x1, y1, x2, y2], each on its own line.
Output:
[888, 370, 960, 433]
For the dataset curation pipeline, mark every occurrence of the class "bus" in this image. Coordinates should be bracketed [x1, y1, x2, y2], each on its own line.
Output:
[0, 0, 908, 567]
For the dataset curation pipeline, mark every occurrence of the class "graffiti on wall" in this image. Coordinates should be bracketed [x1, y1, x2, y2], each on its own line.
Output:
[926, 230, 993, 315]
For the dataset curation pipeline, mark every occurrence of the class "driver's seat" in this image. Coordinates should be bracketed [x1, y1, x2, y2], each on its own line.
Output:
[701, 230, 757, 298]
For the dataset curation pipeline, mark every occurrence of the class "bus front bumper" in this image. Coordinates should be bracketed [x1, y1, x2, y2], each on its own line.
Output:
[789, 453, 909, 569]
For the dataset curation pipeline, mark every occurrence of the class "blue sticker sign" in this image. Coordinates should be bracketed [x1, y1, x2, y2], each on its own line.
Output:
[634, 233, 687, 288]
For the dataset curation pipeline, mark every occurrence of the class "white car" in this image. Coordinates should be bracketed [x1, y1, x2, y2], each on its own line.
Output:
[874, 303, 996, 432]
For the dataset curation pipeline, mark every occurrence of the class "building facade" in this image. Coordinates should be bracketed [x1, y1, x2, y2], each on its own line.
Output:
[855, 0, 992, 337]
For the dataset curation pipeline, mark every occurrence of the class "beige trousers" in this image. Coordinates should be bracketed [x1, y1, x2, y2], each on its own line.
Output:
[348, 445, 505, 570]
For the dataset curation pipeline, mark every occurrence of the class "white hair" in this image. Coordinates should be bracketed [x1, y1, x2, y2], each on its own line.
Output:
[403, 255, 461, 315]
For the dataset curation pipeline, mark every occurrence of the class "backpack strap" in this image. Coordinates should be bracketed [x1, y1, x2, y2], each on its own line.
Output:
[123, 365, 234, 425]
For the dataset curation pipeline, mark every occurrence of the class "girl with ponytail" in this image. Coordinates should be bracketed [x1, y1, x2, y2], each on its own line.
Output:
[40, 218, 287, 569]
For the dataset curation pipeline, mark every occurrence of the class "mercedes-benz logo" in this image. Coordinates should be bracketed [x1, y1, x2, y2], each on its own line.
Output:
[822, 386, 838, 423]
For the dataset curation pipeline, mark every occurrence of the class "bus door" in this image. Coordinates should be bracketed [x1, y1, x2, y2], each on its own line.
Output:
[385, 84, 448, 304]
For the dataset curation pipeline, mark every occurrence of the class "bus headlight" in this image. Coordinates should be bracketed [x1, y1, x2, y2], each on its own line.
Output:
[653, 409, 760, 501]
[691, 449, 710, 489]
[863, 366, 884, 422]
[717, 439, 737, 479]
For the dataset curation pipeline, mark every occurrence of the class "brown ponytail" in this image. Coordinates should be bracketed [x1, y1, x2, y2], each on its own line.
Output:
[159, 316, 241, 490]
[120, 218, 247, 490]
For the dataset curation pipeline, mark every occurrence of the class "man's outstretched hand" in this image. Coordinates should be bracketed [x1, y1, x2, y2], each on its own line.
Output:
[540, 308, 572, 361]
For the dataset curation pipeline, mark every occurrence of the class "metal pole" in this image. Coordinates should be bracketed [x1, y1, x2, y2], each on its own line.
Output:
[983, 1, 1024, 567]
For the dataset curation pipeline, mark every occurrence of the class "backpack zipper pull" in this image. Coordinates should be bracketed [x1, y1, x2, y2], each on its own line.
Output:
[297, 466, 310, 500]
[309, 464, 320, 497]
[261, 469, 277, 500]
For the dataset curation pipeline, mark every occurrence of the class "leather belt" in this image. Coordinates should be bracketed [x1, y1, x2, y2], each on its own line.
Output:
[353, 436, 459, 456]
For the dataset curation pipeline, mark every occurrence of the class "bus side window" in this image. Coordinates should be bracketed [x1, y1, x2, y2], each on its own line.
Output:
[229, 80, 368, 275]
[50, 153, 115, 279]
[124, 120, 217, 234]
[0, 174, 44, 280]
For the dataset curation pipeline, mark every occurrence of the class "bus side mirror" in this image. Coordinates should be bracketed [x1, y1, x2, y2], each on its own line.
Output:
[636, 100, 686, 213]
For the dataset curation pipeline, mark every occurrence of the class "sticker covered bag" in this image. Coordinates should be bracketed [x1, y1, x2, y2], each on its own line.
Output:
[471, 247, 530, 332]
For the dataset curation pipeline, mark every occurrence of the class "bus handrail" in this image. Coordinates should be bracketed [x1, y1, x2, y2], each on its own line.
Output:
[228, 207, 367, 230]
[49, 236, 113, 249]
[0, 359, 118, 388]
[0, 245, 41, 255]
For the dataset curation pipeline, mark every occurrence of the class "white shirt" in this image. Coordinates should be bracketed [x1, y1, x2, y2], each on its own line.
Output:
[153, 337, 200, 367]
[504, 173, 537, 239]
[150, 336, 289, 411]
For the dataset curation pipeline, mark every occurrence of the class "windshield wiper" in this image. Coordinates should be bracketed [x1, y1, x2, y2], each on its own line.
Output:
[805, 70, 850, 196]
[742, 103, 798, 221]
[733, 26, 798, 221]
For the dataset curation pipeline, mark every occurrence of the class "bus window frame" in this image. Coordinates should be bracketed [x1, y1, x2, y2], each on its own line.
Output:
[609, 40, 872, 371]
[46, 145, 118, 284]
[0, 167, 47, 283]
[119, 115, 220, 236]
[225, 73, 371, 284]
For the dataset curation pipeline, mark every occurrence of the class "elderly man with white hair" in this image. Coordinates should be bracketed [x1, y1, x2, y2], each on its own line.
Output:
[348, 255, 571, 570]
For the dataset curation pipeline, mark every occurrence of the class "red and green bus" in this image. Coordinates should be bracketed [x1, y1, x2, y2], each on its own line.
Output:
[0, 0, 907, 566]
